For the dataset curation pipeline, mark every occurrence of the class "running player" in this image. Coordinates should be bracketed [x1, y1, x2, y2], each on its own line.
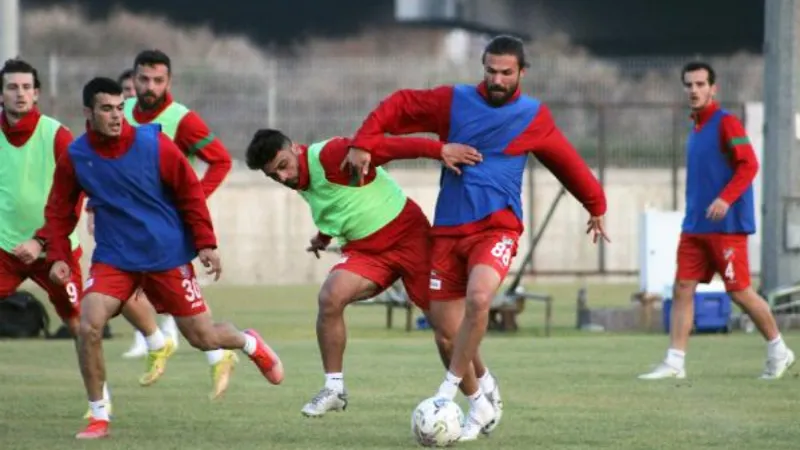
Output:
[39, 77, 283, 439]
[119, 49, 236, 399]
[0, 58, 171, 419]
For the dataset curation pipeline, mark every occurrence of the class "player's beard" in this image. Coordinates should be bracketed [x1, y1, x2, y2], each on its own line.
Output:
[137, 91, 165, 110]
[486, 81, 518, 106]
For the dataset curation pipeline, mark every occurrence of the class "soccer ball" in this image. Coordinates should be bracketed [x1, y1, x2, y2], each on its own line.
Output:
[410, 397, 464, 447]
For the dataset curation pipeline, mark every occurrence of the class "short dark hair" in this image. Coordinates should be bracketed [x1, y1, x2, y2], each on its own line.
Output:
[681, 61, 716, 85]
[117, 68, 135, 83]
[482, 35, 529, 69]
[133, 49, 171, 74]
[246, 129, 292, 170]
[83, 77, 123, 108]
[0, 58, 41, 89]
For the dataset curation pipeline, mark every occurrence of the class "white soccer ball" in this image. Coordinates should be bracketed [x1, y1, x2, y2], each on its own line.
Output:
[410, 397, 464, 447]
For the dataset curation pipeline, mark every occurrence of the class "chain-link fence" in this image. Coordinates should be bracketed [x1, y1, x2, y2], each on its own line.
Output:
[24, 54, 756, 277]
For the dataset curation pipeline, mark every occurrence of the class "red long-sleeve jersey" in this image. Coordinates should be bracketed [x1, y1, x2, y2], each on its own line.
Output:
[132, 92, 232, 197]
[691, 102, 758, 204]
[40, 120, 216, 263]
[298, 136, 442, 253]
[351, 82, 607, 236]
[1, 107, 86, 222]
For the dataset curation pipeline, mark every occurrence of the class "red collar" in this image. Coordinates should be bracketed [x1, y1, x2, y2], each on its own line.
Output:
[476, 81, 522, 105]
[691, 102, 720, 128]
[296, 145, 310, 190]
[86, 119, 136, 156]
[1, 106, 41, 137]
[133, 92, 174, 123]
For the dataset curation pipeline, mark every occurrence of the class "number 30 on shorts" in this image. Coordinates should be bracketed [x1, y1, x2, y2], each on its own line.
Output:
[182, 278, 203, 302]
[490, 239, 513, 267]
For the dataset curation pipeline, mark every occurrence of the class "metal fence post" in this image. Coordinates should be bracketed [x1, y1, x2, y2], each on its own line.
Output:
[671, 105, 680, 211]
[597, 103, 607, 274]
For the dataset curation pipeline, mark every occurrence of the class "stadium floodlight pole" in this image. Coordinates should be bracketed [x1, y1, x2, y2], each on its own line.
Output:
[0, 0, 20, 63]
[761, 0, 800, 293]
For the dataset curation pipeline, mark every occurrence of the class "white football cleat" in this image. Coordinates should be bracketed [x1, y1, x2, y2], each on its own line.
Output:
[459, 394, 496, 442]
[481, 376, 503, 435]
[760, 349, 796, 380]
[301, 388, 348, 417]
[638, 362, 686, 380]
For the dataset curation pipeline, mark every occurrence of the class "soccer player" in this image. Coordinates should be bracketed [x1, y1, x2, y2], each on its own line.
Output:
[0, 59, 171, 418]
[119, 49, 236, 398]
[39, 77, 283, 439]
[345, 35, 608, 440]
[118, 69, 135, 99]
[638, 61, 795, 380]
[244, 129, 493, 418]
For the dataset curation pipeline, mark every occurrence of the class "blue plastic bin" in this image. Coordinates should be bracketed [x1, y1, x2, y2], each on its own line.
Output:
[662, 292, 732, 333]
[416, 315, 431, 330]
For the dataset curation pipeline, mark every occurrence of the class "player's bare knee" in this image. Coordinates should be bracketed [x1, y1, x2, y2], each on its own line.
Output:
[465, 290, 493, 316]
[78, 319, 104, 343]
[434, 329, 454, 353]
[317, 287, 348, 318]
[674, 280, 697, 301]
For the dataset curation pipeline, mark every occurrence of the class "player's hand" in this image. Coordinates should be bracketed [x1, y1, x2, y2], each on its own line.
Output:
[586, 216, 610, 244]
[441, 143, 482, 175]
[341, 147, 372, 186]
[706, 198, 730, 221]
[86, 210, 95, 236]
[49, 261, 71, 285]
[198, 248, 222, 281]
[306, 235, 330, 259]
[12, 239, 44, 265]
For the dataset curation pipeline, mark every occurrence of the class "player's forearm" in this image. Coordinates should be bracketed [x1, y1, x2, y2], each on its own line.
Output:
[167, 174, 218, 249]
[195, 142, 232, 198]
[186, 211, 218, 250]
[718, 160, 758, 204]
[533, 138, 607, 216]
[370, 136, 444, 166]
[352, 88, 450, 151]
[199, 161, 232, 198]
[40, 211, 80, 262]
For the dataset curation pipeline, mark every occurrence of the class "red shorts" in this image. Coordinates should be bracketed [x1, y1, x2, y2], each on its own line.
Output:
[0, 248, 84, 320]
[676, 233, 751, 291]
[331, 231, 431, 311]
[429, 229, 520, 301]
[85, 262, 207, 317]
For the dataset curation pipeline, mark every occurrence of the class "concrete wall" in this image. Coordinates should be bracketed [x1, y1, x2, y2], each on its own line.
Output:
[74, 167, 685, 286]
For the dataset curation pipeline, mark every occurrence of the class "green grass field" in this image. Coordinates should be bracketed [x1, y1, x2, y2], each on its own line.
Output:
[2, 281, 799, 450]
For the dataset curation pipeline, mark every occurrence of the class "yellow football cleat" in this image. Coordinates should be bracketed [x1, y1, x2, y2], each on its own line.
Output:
[209, 350, 239, 400]
[138, 338, 176, 386]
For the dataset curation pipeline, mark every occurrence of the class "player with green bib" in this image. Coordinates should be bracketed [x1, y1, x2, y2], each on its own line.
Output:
[113, 49, 236, 400]
[244, 128, 488, 417]
[0, 58, 173, 421]
[0, 59, 82, 334]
